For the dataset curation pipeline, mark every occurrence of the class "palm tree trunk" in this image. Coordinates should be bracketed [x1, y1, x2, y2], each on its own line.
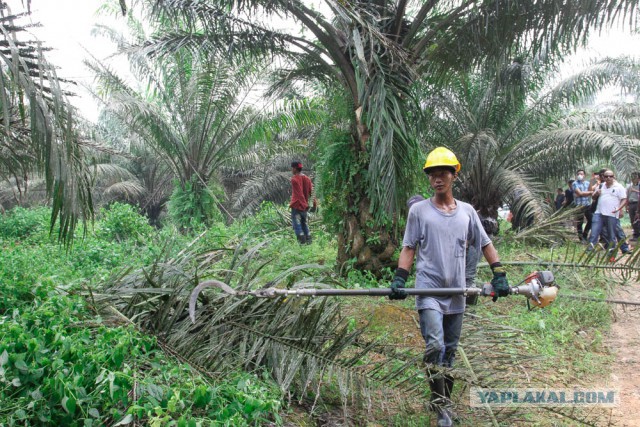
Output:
[335, 126, 398, 273]
[336, 198, 397, 272]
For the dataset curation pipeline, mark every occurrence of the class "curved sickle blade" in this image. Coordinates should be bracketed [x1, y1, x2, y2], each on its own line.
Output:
[189, 280, 237, 323]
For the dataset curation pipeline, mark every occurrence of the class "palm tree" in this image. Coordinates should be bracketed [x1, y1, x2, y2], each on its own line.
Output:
[419, 56, 640, 231]
[93, 111, 172, 226]
[86, 42, 277, 228]
[0, 4, 93, 240]
[125, 0, 638, 271]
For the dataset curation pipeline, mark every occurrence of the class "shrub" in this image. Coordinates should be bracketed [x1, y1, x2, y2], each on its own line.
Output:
[0, 207, 49, 240]
[96, 202, 153, 243]
[167, 178, 224, 231]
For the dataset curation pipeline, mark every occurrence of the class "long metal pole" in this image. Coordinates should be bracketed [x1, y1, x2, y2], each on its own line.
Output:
[477, 260, 640, 272]
[254, 287, 484, 297]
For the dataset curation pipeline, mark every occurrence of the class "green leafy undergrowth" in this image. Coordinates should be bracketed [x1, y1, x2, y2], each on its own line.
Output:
[0, 236, 149, 312]
[0, 207, 188, 292]
[95, 202, 154, 243]
[0, 293, 282, 426]
[0, 206, 283, 426]
[0, 207, 50, 241]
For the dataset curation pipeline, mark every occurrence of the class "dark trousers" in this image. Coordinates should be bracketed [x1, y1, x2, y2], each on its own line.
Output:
[577, 205, 593, 239]
[629, 202, 640, 238]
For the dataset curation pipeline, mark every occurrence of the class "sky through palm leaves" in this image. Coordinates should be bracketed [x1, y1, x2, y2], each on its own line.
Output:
[11, 0, 640, 124]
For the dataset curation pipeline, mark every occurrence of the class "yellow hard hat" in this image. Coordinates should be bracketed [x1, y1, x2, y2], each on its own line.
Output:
[423, 147, 461, 173]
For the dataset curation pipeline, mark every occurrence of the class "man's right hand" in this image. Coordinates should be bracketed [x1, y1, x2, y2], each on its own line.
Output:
[389, 268, 409, 300]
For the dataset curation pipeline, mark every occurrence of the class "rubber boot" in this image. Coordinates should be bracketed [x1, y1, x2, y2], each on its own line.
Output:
[296, 234, 307, 244]
[443, 374, 458, 422]
[429, 377, 452, 427]
[305, 234, 312, 245]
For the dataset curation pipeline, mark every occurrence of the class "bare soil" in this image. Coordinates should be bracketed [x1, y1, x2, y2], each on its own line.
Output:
[607, 277, 640, 426]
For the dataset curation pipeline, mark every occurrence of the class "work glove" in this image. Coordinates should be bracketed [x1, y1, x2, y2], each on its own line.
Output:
[389, 267, 409, 300]
[490, 262, 510, 302]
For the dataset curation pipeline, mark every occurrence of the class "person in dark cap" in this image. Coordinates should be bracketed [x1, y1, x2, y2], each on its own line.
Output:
[290, 161, 314, 244]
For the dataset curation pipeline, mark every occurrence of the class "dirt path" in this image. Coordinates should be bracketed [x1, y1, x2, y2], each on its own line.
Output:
[607, 278, 640, 426]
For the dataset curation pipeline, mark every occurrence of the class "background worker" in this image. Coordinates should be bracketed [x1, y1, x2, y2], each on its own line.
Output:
[587, 169, 606, 247]
[589, 169, 628, 256]
[573, 169, 593, 243]
[389, 147, 509, 427]
[554, 188, 565, 211]
[563, 179, 574, 207]
[626, 173, 640, 241]
[289, 160, 314, 244]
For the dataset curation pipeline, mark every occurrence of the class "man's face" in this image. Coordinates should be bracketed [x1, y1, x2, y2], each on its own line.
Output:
[603, 171, 615, 186]
[428, 168, 456, 194]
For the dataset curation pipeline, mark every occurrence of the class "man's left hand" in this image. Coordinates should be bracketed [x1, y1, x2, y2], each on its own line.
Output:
[490, 263, 510, 302]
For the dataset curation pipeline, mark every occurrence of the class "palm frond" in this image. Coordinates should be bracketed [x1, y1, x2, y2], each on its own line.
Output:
[509, 205, 578, 244]
[101, 180, 146, 201]
[92, 228, 611, 424]
[0, 4, 93, 241]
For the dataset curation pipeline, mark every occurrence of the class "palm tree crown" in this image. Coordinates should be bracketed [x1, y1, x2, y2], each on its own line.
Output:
[419, 56, 640, 228]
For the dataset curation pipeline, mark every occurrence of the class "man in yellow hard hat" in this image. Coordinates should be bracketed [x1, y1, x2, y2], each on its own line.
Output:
[389, 147, 509, 426]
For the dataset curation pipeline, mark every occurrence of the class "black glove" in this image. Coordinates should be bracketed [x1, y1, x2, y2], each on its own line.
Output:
[389, 268, 409, 300]
[490, 262, 510, 302]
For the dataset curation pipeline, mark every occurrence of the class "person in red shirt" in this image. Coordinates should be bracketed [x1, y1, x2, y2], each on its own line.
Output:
[290, 161, 315, 244]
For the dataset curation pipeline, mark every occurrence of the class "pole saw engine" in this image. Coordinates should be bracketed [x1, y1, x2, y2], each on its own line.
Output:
[481, 270, 558, 309]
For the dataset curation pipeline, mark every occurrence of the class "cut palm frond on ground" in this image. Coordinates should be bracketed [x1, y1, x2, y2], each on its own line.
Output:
[92, 234, 613, 425]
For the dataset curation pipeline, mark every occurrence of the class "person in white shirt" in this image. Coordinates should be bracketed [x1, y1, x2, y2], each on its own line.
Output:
[589, 170, 628, 255]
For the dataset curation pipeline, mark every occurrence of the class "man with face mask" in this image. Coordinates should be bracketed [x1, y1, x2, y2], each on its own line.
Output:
[573, 169, 594, 242]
